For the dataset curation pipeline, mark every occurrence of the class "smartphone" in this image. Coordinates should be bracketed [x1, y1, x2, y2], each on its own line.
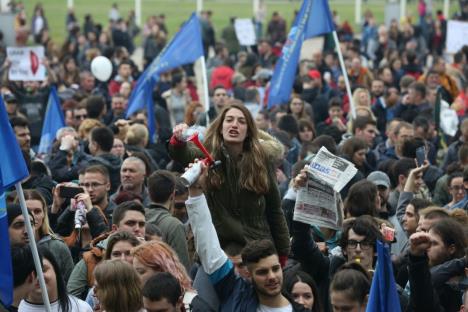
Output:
[59, 186, 84, 198]
[416, 146, 426, 167]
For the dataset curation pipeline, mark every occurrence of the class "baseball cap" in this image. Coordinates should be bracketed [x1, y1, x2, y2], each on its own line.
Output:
[367, 171, 391, 189]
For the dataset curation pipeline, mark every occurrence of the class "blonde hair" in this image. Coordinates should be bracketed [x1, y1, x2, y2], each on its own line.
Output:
[125, 123, 148, 147]
[352, 88, 371, 107]
[16, 189, 53, 238]
[94, 260, 143, 312]
[78, 118, 104, 140]
[204, 101, 270, 194]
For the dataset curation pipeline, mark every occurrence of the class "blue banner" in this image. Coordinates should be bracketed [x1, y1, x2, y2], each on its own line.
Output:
[268, 0, 335, 108]
[366, 240, 402, 312]
[126, 12, 204, 142]
[38, 87, 65, 154]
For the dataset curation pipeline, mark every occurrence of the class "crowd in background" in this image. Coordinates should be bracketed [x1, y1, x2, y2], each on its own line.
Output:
[1, 0, 468, 311]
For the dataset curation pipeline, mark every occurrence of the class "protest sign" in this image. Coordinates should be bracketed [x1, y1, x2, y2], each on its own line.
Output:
[7, 46, 46, 81]
[446, 20, 468, 53]
[234, 18, 256, 46]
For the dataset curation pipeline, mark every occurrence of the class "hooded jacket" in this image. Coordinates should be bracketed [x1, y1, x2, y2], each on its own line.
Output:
[168, 135, 290, 256]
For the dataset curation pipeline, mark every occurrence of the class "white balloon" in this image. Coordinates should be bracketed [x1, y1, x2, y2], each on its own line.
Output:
[90, 56, 113, 82]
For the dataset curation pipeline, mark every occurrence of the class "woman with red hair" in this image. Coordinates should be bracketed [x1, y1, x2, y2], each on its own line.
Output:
[131, 241, 213, 310]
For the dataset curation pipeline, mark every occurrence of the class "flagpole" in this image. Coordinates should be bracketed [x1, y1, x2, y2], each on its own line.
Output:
[355, 0, 362, 24]
[14, 182, 52, 312]
[332, 31, 355, 119]
[200, 56, 210, 125]
[443, 0, 450, 19]
[135, 0, 142, 26]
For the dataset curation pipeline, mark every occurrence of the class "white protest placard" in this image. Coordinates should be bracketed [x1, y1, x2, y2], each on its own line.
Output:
[7, 46, 46, 81]
[446, 20, 468, 54]
[234, 18, 256, 46]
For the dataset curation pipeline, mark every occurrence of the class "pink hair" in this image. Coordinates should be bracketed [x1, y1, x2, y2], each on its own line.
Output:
[132, 241, 192, 290]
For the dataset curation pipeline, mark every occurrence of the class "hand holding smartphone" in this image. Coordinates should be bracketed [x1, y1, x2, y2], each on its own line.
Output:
[416, 146, 426, 167]
[59, 186, 85, 198]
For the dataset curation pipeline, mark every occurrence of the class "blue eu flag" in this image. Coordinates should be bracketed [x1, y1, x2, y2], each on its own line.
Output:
[38, 86, 65, 154]
[366, 240, 402, 312]
[126, 12, 204, 142]
[268, 0, 335, 108]
[0, 95, 29, 307]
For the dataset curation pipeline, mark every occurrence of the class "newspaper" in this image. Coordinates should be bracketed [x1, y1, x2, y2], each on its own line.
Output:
[293, 146, 356, 229]
[308, 146, 358, 192]
[293, 174, 344, 230]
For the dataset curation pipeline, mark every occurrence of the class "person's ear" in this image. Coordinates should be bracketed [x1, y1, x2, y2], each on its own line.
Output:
[448, 244, 456, 256]
[398, 174, 406, 185]
[175, 295, 184, 311]
[27, 271, 38, 285]
[362, 294, 369, 311]
[111, 224, 118, 232]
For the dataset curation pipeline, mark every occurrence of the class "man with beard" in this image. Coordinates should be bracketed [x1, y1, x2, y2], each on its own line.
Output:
[408, 218, 467, 311]
[104, 93, 127, 125]
[78, 165, 115, 223]
[367, 171, 392, 219]
[9, 116, 33, 159]
[185, 163, 308, 311]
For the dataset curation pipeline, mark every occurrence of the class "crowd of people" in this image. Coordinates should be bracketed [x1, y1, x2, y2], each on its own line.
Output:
[1, 0, 468, 311]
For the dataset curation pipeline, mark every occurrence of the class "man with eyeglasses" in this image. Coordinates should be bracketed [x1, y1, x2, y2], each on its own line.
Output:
[79, 165, 115, 223]
[53, 165, 114, 242]
[292, 214, 384, 310]
[72, 103, 88, 130]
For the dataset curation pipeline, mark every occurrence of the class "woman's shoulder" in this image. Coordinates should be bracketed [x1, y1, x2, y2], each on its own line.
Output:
[68, 295, 93, 312]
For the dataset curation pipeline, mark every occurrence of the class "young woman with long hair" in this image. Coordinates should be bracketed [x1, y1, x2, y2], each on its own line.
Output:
[15, 189, 74, 282]
[283, 270, 323, 312]
[85, 231, 142, 310]
[19, 248, 92, 311]
[169, 101, 290, 262]
[94, 260, 143, 312]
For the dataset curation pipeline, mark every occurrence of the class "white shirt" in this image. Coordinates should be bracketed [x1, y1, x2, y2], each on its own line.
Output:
[257, 304, 293, 312]
[19, 295, 92, 312]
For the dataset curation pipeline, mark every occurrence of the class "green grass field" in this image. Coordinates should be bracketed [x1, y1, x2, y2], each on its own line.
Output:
[24, 0, 460, 46]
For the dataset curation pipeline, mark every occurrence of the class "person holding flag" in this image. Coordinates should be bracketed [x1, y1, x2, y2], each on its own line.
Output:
[267, 0, 335, 109]
[0, 96, 52, 310]
[125, 12, 205, 144]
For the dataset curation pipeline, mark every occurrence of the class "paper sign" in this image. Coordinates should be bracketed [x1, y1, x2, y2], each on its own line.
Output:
[234, 18, 256, 46]
[7, 46, 46, 81]
[446, 20, 468, 54]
